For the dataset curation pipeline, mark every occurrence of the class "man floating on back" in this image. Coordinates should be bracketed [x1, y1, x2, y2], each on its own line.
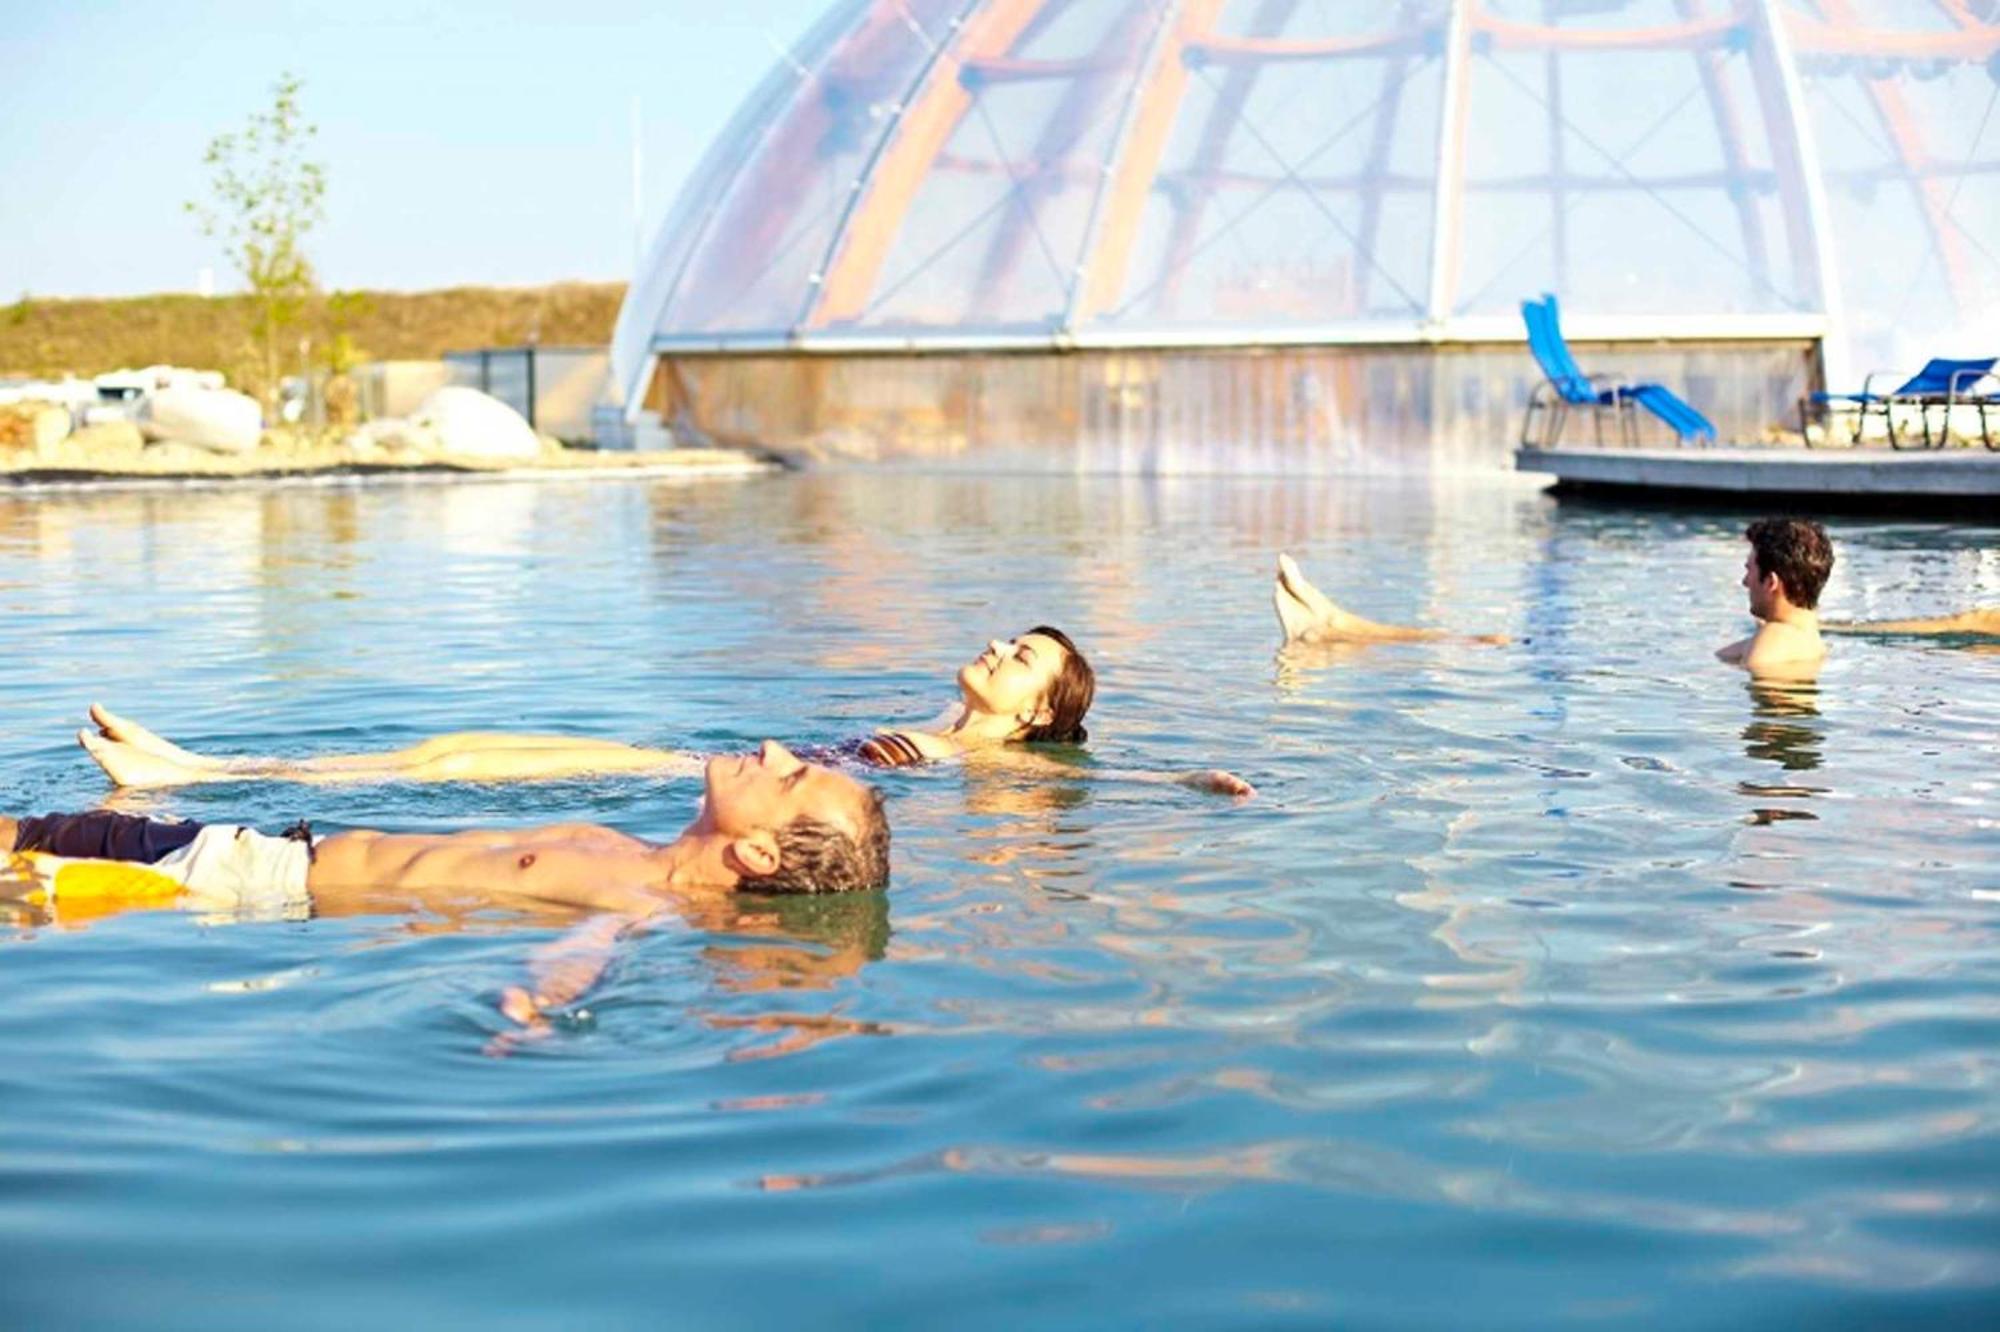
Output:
[2, 741, 889, 1030]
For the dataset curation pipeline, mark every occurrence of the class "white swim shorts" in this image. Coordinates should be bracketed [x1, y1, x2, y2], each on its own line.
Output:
[154, 825, 314, 922]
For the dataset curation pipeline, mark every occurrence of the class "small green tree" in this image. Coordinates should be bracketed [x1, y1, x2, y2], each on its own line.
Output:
[323, 288, 373, 373]
[187, 73, 325, 415]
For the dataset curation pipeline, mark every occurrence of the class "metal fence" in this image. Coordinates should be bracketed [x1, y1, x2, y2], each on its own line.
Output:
[443, 347, 609, 444]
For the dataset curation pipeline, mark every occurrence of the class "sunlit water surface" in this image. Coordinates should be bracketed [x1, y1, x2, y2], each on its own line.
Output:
[1, 473, 1996, 1329]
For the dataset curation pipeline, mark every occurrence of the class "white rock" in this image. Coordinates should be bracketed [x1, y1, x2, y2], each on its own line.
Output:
[410, 386, 542, 459]
[82, 402, 137, 427]
[348, 419, 443, 456]
[141, 386, 262, 454]
[26, 405, 72, 455]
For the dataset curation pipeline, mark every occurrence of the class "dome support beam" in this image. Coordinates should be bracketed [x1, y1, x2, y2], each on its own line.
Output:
[789, 0, 991, 339]
[1353, 50, 1419, 317]
[1152, 0, 1306, 319]
[1807, 0, 1976, 328]
[970, 2, 1159, 321]
[1749, 0, 1845, 384]
[1470, 11, 1742, 53]
[617, 1, 859, 415]
[1680, 0, 1773, 297]
[1785, 15, 2000, 62]
[1071, 0, 1229, 322]
[807, 0, 1049, 327]
[1427, 0, 1473, 324]
[1059, 0, 1185, 334]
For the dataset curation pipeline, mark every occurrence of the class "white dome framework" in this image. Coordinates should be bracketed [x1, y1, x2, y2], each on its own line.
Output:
[615, 0, 2000, 465]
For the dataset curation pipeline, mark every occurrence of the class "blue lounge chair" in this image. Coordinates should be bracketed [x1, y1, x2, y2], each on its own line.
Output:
[1520, 294, 1718, 447]
[1804, 357, 1997, 449]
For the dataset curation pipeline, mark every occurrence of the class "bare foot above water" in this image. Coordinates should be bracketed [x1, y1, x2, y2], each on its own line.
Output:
[1273, 553, 1506, 645]
[78, 729, 205, 789]
[89, 703, 215, 767]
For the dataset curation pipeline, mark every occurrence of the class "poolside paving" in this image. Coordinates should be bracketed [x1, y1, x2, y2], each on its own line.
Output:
[0, 444, 777, 492]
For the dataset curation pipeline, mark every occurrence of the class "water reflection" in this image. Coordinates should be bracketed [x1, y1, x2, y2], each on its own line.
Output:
[2, 862, 896, 1064]
[1740, 679, 1827, 821]
[1271, 637, 1379, 697]
[6, 478, 2000, 1324]
[692, 890, 895, 1061]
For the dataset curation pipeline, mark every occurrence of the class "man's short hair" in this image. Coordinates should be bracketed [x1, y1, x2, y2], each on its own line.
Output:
[743, 787, 890, 895]
[1746, 517, 1835, 610]
[1019, 624, 1095, 745]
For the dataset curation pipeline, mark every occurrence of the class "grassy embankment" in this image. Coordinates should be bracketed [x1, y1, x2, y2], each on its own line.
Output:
[0, 282, 627, 382]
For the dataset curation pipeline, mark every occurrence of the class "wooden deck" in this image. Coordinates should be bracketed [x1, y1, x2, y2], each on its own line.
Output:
[1516, 444, 2000, 512]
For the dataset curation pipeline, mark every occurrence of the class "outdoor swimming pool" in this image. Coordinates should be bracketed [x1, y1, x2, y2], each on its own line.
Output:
[0, 472, 1995, 1329]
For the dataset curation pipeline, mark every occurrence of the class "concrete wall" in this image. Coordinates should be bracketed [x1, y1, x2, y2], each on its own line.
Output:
[644, 341, 1817, 472]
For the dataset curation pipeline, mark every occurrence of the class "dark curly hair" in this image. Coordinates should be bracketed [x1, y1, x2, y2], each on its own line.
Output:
[1746, 518, 1835, 610]
[740, 787, 890, 895]
[1017, 625, 1095, 745]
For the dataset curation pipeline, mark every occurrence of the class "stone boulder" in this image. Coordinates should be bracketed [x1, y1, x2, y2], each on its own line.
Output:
[410, 386, 542, 459]
[140, 386, 262, 454]
[347, 419, 444, 457]
[0, 402, 73, 456]
[61, 421, 147, 461]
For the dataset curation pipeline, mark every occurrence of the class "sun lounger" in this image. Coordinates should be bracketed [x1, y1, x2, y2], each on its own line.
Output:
[1520, 294, 1718, 447]
[1804, 356, 1997, 449]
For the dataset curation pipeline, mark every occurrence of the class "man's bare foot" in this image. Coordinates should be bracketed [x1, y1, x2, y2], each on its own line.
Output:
[78, 730, 207, 789]
[88, 704, 214, 767]
[1273, 554, 1506, 646]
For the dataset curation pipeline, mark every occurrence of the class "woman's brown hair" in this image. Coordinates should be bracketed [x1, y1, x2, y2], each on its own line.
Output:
[1019, 625, 1095, 745]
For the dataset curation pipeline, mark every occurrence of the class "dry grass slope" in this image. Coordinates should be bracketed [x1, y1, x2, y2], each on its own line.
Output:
[0, 282, 627, 383]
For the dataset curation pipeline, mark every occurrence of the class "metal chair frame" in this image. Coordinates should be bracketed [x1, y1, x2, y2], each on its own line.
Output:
[1804, 358, 1998, 449]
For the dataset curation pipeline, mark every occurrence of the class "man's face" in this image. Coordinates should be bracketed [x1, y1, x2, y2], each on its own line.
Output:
[957, 632, 1066, 724]
[1743, 548, 1779, 618]
[701, 741, 871, 843]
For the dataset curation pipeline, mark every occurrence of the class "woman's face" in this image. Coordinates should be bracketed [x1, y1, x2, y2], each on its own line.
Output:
[957, 632, 1067, 724]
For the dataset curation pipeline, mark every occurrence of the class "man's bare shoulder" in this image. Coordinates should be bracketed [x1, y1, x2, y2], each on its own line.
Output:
[1753, 618, 1824, 651]
[1742, 619, 1825, 678]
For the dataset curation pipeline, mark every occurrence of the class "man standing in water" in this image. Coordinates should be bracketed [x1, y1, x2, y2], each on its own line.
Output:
[1717, 518, 1833, 679]
[1, 741, 889, 1028]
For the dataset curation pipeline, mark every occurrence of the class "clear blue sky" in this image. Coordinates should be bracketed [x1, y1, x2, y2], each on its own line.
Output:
[0, 0, 831, 298]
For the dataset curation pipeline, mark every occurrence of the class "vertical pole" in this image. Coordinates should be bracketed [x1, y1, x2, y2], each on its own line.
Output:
[1427, 0, 1473, 331]
[630, 95, 644, 274]
[1754, 0, 1845, 389]
[1544, 24, 1566, 293]
[526, 348, 538, 431]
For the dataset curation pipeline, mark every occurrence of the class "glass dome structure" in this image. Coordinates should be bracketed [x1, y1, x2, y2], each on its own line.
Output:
[614, 0, 2000, 458]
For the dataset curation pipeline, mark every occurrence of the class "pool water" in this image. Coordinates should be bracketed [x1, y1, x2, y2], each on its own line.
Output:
[1, 473, 1996, 1329]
